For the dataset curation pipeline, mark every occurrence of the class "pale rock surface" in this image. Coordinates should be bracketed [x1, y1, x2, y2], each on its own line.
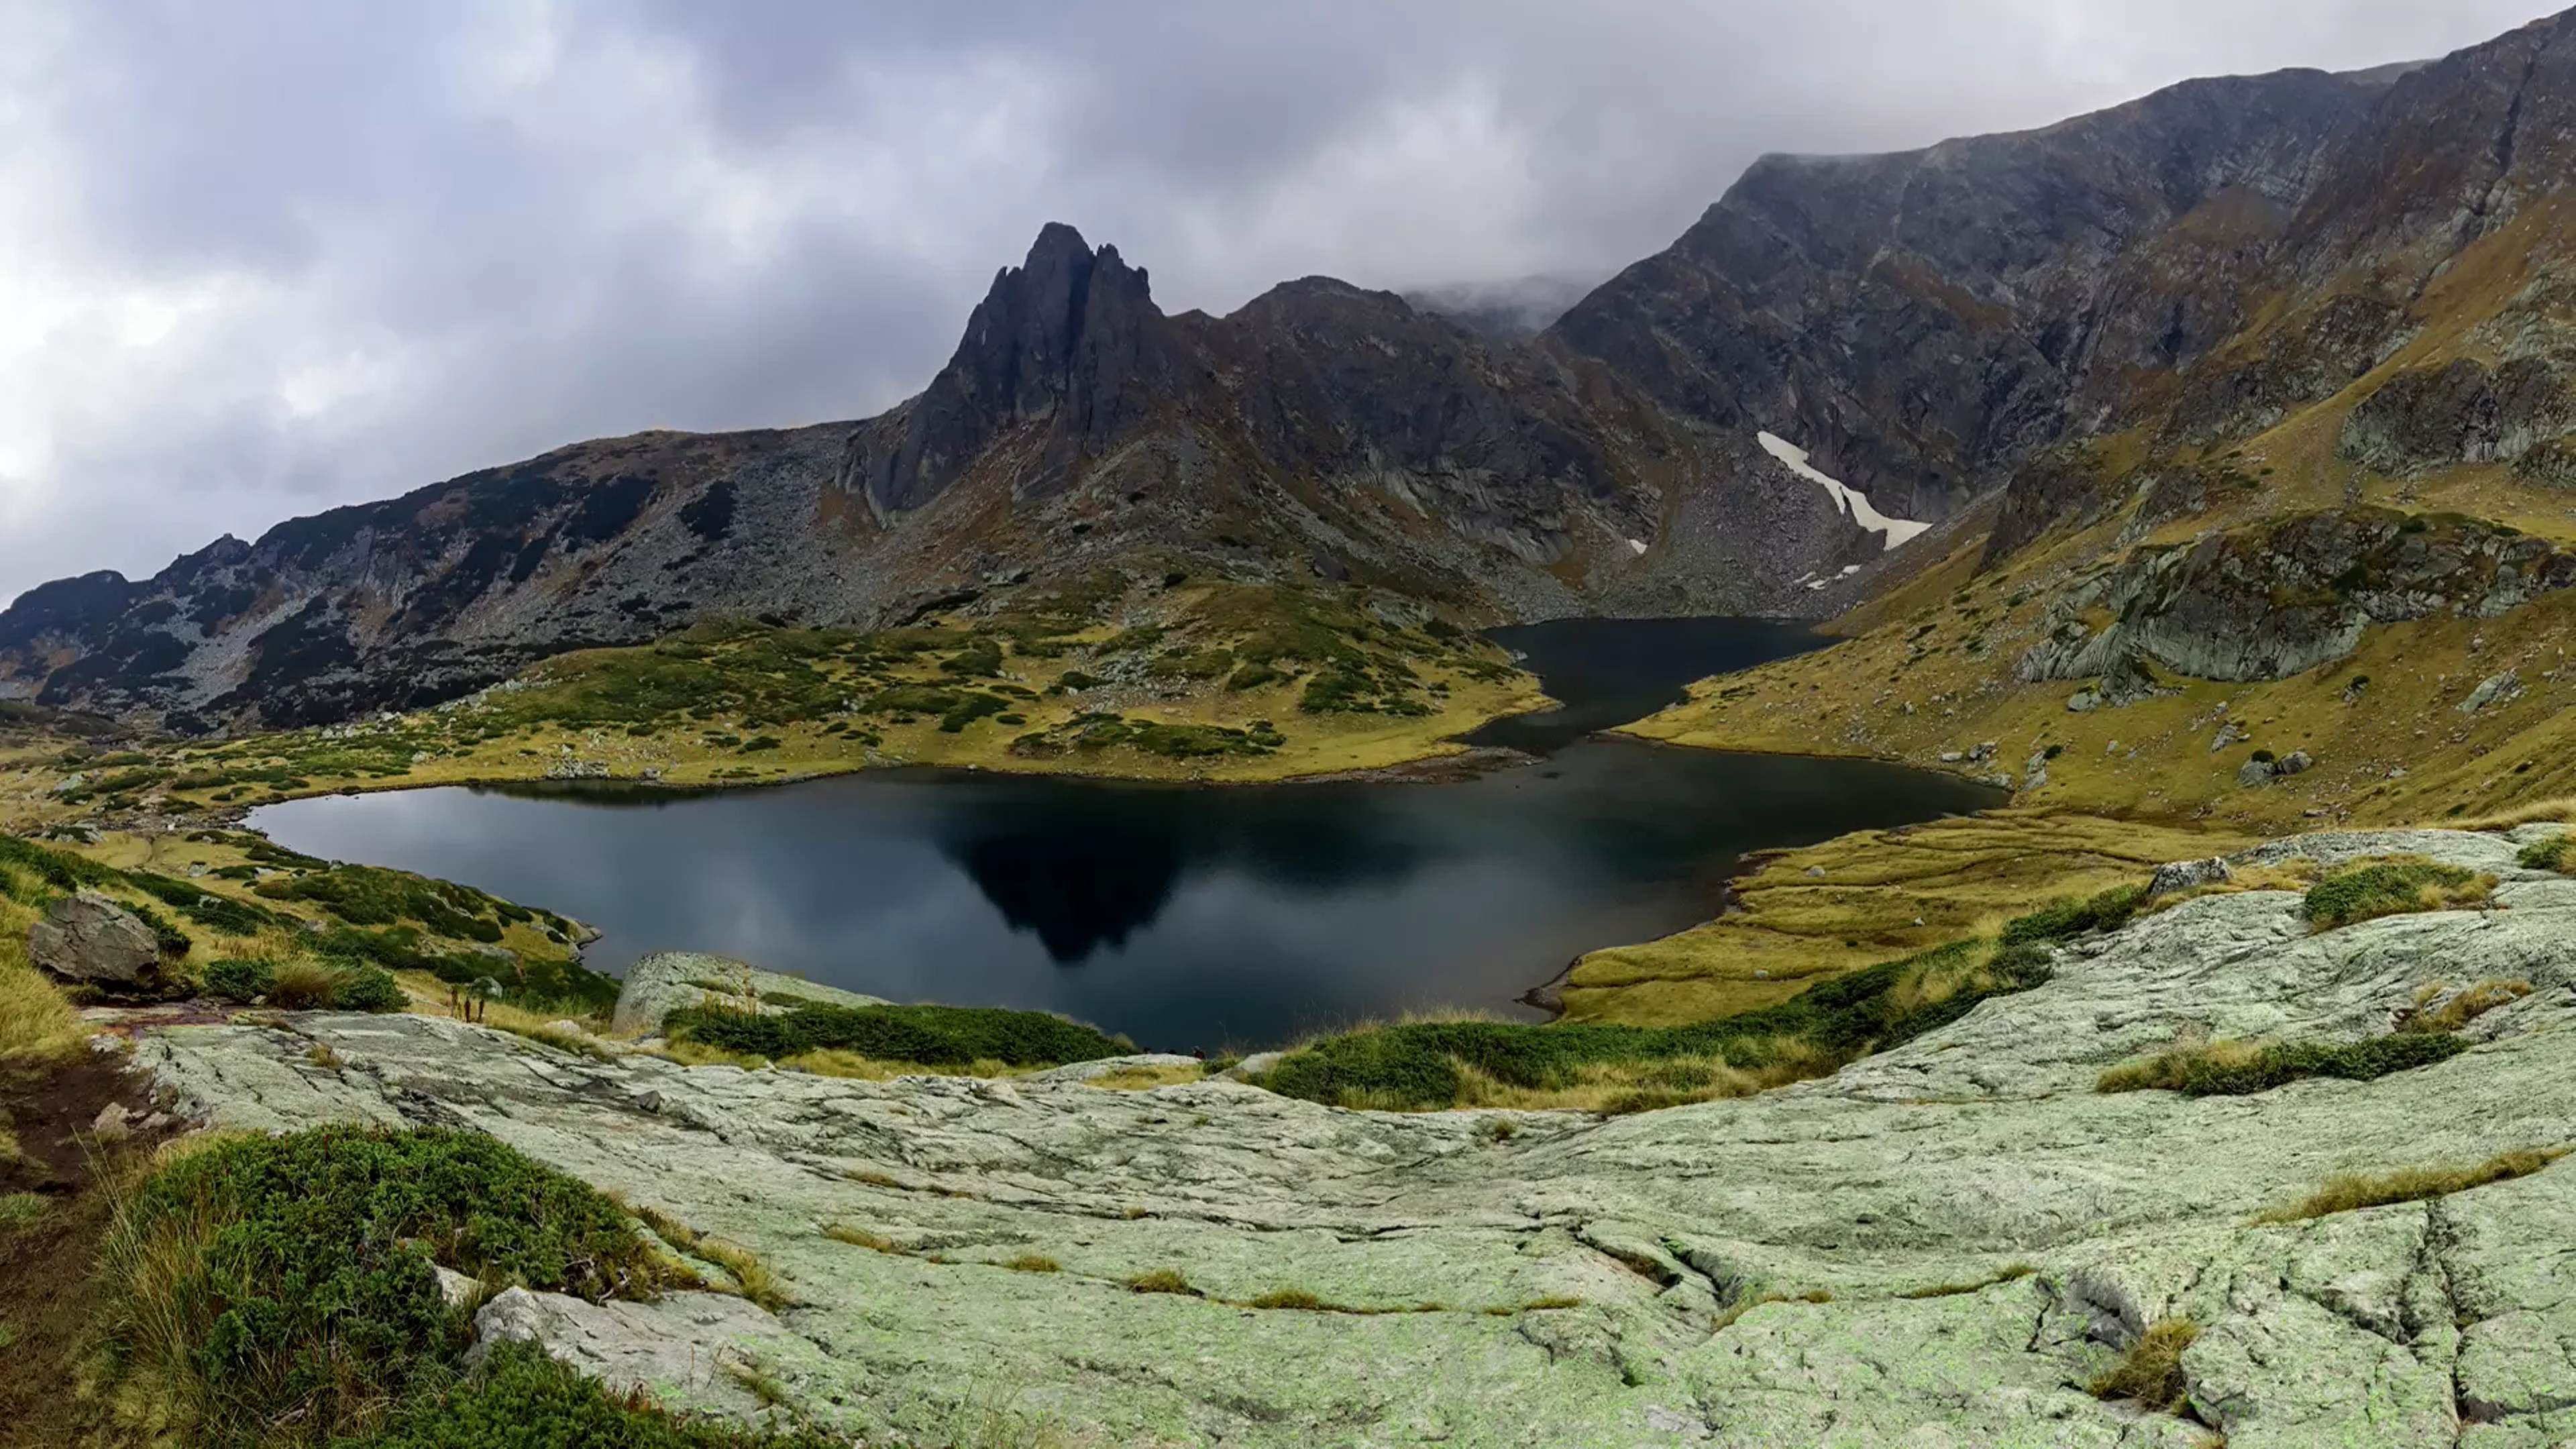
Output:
[609, 949, 888, 1035]
[133, 826, 2576, 1448]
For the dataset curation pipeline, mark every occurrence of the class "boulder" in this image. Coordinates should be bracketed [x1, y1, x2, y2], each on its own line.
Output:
[2275, 749, 2314, 776]
[2147, 857, 2233, 897]
[26, 891, 162, 986]
[2237, 759, 2277, 787]
[610, 951, 891, 1036]
[2457, 670, 2524, 714]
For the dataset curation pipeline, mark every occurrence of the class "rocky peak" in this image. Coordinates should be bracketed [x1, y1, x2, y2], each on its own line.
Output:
[845, 224, 1166, 517]
[2286, 7, 2576, 286]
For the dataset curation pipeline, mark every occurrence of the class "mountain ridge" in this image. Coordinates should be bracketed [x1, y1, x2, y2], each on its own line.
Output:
[11, 8, 2576, 732]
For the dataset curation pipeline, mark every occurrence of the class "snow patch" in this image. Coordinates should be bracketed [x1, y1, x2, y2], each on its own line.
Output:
[1756, 431, 1931, 551]
[1625, 537, 1647, 555]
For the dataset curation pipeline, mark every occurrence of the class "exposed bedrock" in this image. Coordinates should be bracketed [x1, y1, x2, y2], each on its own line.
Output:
[131, 825, 2576, 1447]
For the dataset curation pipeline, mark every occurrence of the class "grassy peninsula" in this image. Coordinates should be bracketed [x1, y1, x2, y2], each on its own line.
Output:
[0, 579, 1545, 828]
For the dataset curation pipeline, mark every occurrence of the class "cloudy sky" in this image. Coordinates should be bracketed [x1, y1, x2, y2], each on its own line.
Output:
[0, 0, 2552, 604]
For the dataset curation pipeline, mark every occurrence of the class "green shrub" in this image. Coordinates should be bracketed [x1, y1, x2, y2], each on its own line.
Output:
[2517, 833, 2573, 873]
[96, 1127, 660, 1446]
[2303, 857, 2493, 930]
[2098, 1032, 2467, 1095]
[936, 693, 1010, 733]
[1996, 884, 2145, 947]
[668, 1002, 1132, 1067]
[332, 963, 409, 1013]
[127, 871, 282, 936]
[203, 957, 278, 1004]
[342, 1340, 843, 1448]
[127, 900, 193, 957]
[0, 832, 121, 892]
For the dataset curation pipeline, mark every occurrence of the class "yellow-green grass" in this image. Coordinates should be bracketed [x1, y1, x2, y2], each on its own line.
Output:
[1082, 1063, 1208, 1091]
[1626, 572, 2576, 839]
[0, 898, 84, 1063]
[2253, 1147, 2569, 1224]
[631, 1034, 1049, 1085]
[0, 582, 1550, 827]
[1267, 924, 2080, 1112]
[1627, 207, 2576, 842]
[1558, 810, 2241, 1026]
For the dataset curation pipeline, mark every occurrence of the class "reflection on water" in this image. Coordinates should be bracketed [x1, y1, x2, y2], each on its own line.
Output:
[251, 619, 1998, 1049]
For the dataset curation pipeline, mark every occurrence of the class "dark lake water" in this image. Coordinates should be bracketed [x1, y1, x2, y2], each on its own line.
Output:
[250, 619, 1998, 1051]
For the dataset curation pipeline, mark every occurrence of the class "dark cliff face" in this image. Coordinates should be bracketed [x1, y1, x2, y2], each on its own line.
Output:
[844, 224, 1168, 516]
[1550, 66, 2389, 527]
[1982, 10, 2576, 564]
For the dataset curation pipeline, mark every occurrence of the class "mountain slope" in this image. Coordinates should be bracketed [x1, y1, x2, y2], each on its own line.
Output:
[11, 10, 2576, 733]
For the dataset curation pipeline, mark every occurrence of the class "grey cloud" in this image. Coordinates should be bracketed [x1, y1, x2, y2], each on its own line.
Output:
[0, 0, 2554, 603]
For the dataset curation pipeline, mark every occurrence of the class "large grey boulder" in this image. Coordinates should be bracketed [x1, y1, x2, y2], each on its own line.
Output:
[28, 891, 162, 985]
[609, 951, 888, 1036]
[133, 825, 2576, 1447]
[468, 1285, 828, 1427]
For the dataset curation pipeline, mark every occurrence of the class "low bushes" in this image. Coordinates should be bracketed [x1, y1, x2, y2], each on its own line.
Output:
[1265, 932, 2060, 1112]
[207, 956, 406, 1012]
[2518, 833, 2573, 873]
[95, 1127, 662, 1446]
[667, 1002, 1132, 1069]
[339, 1341, 842, 1449]
[1258, 888, 2147, 1114]
[2097, 1033, 2468, 1096]
[1997, 884, 2145, 947]
[2302, 857, 2493, 930]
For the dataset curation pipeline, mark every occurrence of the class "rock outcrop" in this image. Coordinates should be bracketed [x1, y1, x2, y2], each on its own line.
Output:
[608, 950, 888, 1037]
[2017, 508, 2576, 688]
[133, 825, 2576, 1447]
[28, 890, 162, 987]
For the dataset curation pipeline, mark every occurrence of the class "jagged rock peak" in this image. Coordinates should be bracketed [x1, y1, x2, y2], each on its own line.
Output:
[845, 224, 1164, 517]
[952, 223, 1157, 421]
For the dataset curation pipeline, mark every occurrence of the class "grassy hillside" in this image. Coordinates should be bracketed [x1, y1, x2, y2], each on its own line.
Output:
[0, 579, 1545, 824]
[1559, 208, 2576, 1025]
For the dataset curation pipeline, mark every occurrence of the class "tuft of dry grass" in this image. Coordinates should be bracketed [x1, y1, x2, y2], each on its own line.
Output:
[824, 1224, 898, 1254]
[2253, 1146, 2569, 1224]
[1433, 1049, 1833, 1115]
[1246, 1288, 1326, 1310]
[1895, 1264, 2038, 1299]
[692, 1237, 790, 1313]
[1083, 1064, 1207, 1091]
[1711, 1288, 1834, 1332]
[2098, 1038, 2265, 1094]
[265, 957, 346, 1010]
[2088, 1318, 2198, 1411]
[1001, 1254, 1060, 1274]
[1125, 1269, 1196, 1297]
[2398, 979, 2532, 1034]
[2451, 798, 2576, 832]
